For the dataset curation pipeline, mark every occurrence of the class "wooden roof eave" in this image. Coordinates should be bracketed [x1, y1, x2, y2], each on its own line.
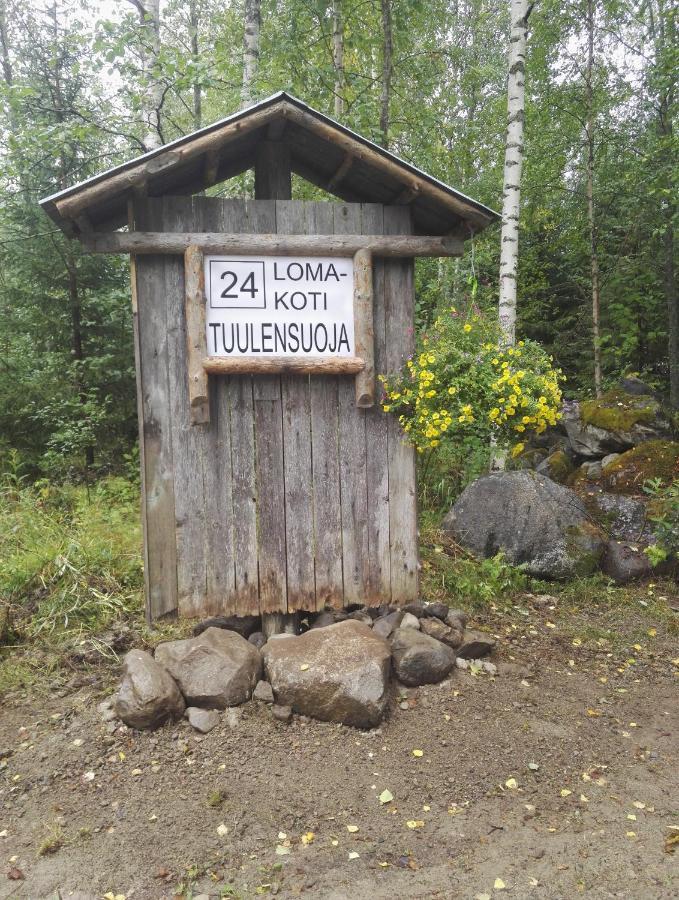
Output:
[40, 92, 500, 236]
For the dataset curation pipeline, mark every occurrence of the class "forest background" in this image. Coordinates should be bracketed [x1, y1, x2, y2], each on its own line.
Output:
[0, 0, 676, 484]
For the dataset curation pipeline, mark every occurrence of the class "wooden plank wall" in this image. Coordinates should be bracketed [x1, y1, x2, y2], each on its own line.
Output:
[134, 196, 418, 621]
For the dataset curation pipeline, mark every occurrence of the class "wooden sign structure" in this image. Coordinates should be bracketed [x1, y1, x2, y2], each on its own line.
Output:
[40, 93, 498, 630]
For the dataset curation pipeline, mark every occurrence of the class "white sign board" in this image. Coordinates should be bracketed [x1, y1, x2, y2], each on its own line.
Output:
[205, 256, 355, 358]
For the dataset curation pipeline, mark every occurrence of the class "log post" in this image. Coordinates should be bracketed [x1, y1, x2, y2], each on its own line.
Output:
[184, 244, 210, 425]
[353, 248, 375, 407]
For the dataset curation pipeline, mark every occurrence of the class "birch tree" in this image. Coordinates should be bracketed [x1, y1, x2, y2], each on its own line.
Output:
[498, 0, 533, 344]
[380, 0, 393, 148]
[127, 0, 164, 151]
[332, 0, 344, 119]
[585, 0, 603, 395]
[241, 0, 261, 108]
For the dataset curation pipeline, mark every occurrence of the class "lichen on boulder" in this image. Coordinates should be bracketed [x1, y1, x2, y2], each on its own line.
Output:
[579, 388, 661, 433]
[536, 449, 575, 484]
[565, 390, 670, 458]
[601, 440, 679, 495]
[442, 471, 606, 579]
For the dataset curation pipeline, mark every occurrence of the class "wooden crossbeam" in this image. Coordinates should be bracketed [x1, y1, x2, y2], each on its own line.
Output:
[81, 231, 463, 257]
[327, 152, 354, 191]
[203, 356, 365, 375]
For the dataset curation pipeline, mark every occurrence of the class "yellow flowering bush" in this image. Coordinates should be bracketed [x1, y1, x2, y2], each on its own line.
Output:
[380, 308, 564, 456]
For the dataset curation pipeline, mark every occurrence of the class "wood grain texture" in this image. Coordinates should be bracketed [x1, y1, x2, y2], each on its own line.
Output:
[224, 200, 260, 614]
[196, 197, 237, 613]
[277, 201, 315, 612]
[82, 231, 463, 257]
[184, 244, 210, 425]
[127, 199, 152, 623]
[307, 202, 344, 609]
[353, 248, 375, 407]
[362, 203, 392, 604]
[384, 205, 419, 602]
[249, 199, 287, 613]
[135, 198, 178, 619]
[335, 203, 369, 605]
[203, 356, 364, 375]
[163, 196, 208, 618]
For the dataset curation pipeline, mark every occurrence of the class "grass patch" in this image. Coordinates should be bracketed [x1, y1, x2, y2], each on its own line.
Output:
[0, 476, 143, 642]
[37, 823, 64, 857]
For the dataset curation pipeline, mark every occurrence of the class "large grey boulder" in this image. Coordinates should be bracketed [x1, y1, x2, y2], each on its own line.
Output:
[390, 628, 456, 686]
[155, 627, 262, 709]
[114, 649, 185, 730]
[262, 620, 391, 728]
[442, 471, 605, 579]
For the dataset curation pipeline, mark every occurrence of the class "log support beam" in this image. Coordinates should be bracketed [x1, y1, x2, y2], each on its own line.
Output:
[203, 356, 365, 376]
[184, 245, 210, 425]
[353, 248, 375, 407]
[82, 231, 464, 258]
[327, 152, 353, 191]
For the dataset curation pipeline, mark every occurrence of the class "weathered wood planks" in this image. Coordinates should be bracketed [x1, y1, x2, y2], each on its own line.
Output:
[136, 197, 418, 621]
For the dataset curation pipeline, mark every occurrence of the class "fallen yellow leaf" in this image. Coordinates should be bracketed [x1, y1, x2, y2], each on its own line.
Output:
[412, 749, 424, 758]
[346, 825, 359, 833]
[301, 831, 314, 845]
[494, 877, 506, 889]
[406, 820, 424, 829]
[505, 778, 518, 790]
[560, 789, 572, 797]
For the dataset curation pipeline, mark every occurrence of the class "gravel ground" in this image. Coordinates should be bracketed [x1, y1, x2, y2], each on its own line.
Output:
[0, 592, 677, 900]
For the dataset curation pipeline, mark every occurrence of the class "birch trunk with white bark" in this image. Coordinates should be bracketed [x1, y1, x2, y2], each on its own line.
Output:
[241, 0, 261, 108]
[332, 0, 345, 119]
[498, 0, 531, 345]
[128, 0, 163, 151]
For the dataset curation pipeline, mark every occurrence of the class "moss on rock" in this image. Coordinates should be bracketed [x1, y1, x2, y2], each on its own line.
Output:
[564, 521, 606, 576]
[539, 450, 574, 484]
[601, 439, 679, 494]
[580, 388, 660, 433]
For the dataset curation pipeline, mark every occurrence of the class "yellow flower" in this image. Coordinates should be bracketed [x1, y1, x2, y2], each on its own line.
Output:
[448, 386, 457, 395]
[382, 404, 391, 412]
[511, 442, 525, 458]
[463, 323, 472, 333]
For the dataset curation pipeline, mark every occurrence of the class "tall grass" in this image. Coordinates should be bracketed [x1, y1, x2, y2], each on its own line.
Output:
[0, 474, 143, 643]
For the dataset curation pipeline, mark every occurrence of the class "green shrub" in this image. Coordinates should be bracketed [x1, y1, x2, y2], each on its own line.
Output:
[380, 306, 563, 460]
[644, 477, 679, 565]
[0, 473, 142, 640]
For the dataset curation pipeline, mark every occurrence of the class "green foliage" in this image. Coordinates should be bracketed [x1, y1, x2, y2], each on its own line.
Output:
[644, 477, 679, 565]
[381, 305, 563, 456]
[0, 473, 143, 641]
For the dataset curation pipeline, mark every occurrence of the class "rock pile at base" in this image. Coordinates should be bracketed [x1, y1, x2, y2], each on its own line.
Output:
[114, 649, 185, 730]
[263, 620, 391, 728]
[154, 627, 262, 709]
[112, 601, 495, 731]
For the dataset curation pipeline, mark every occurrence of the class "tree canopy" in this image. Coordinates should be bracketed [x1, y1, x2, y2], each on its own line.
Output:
[0, 0, 676, 477]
